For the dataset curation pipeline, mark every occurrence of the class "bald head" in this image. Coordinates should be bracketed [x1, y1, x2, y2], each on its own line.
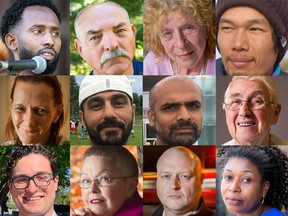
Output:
[74, 1, 130, 40]
[157, 146, 202, 173]
[149, 76, 202, 111]
[156, 146, 204, 214]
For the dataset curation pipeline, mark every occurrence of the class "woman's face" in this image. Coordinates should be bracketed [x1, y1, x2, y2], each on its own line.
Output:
[10, 81, 61, 145]
[159, 8, 207, 69]
[81, 155, 133, 216]
[221, 157, 269, 215]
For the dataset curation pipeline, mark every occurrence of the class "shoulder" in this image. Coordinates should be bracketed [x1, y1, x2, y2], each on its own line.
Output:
[270, 134, 288, 145]
[132, 60, 143, 75]
[222, 139, 236, 146]
[144, 52, 173, 75]
[152, 204, 164, 216]
[262, 207, 285, 216]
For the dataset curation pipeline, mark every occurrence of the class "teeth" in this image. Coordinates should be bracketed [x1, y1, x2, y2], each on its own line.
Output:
[42, 53, 52, 56]
[25, 197, 41, 201]
[238, 123, 254, 126]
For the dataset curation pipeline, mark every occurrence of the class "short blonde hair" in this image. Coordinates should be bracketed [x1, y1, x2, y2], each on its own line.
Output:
[144, 0, 215, 60]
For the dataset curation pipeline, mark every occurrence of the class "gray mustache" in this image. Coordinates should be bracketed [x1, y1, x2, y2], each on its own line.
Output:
[100, 48, 130, 65]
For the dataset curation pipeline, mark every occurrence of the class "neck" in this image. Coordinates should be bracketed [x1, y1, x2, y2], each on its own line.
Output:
[235, 134, 271, 146]
[237, 204, 268, 216]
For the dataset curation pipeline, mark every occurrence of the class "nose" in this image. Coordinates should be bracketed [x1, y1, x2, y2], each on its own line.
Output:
[174, 30, 187, 49]
[90, 180, 100, 194]
[102, 32, 119, 51]
[169, 176, 181, 190]
[238, 101, 252, 116]
[231, 30, 249, 51]
[25, 179, 38, 194]
[42, 32, 55, 47]
[23, 109, 37, 127]
[176, 105, 191, 121]
[103, 102, 117, 119]
[228, 180, 241, 193]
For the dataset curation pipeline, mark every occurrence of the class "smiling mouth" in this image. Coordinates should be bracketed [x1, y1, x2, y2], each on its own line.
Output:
[90, 199, 104, 204]
[24, 196, 43, 201]
[237, 122, 256, 127]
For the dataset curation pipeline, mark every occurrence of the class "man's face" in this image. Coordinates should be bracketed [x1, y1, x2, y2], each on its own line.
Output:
[11, 6, 61, 74]
[80, 91, 136, 145]
[156, 149, 203, 215]
[148, 80, 202, 145]
[8, 154, 58, 216]
[160, 8, 207, 71]
[75, 4, 136, 75]
[217, 7, 278, 75]
[225, 79, 280, 145]
[81, 155, 134, 215]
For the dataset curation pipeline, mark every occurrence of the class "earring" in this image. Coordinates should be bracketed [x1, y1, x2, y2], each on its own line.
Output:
[261, 196, 265, 204]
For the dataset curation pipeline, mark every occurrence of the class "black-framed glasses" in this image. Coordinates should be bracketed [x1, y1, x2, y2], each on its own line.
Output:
[10, 173, 54, 190]
[223, 98, 274, 111]
[79, 175, 135, 188]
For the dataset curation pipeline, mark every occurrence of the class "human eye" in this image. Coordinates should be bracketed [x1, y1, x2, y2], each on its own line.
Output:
[242, 177, 252, 184]
[98, 175, 112, 185]
[51, 30, 61, 37]
[36, 108, 47, 115]
[179, 174, 191, 181]
[112, 98, 127, 108]
[35, 174, 50, 182]
[161, 30, 173, 41]
[186, 101, 201, 110]
[250, 27, 263, 32]
[14, 106, 25, 113]
[81, 178, 91, 187]
[250, 97, 264, 106]
[223, 175, 233, 182]
[13, 176, 28, 184]
[183, 25, 197, 34]
[32, 28, 42, 35]
[162, 104, 177, 112]
[116, 28, 127, 34]
[220, 24, 234, 32]
[88, 101, 103, 111]
[160, 174, 171, 180]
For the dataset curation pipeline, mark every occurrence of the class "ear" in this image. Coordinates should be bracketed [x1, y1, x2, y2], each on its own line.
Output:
[74, 38, 83, 57]
[261, 181, 270, 197]
[53, 104, 63, 123]
[5, 33, 18, 51]
[79, 110, 86, 129]
[126, 177, 138, 197]
[53, 175, 59, 192]
[271, 104, 281, 124]
[131, 24, 136, 35]
[147, 109, 155, 127]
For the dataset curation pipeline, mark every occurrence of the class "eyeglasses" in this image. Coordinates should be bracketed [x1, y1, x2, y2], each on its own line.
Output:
[10, 173, 54, 190]
[79, 175, 135, 188]
[223, 97, 274, 111]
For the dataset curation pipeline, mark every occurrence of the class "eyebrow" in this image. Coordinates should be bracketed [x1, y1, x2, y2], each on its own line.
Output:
[30, 24, 60, 31]
[229, 90, 265, 98]
[86, 22, 129, 36]
[219, 18, 269, 26]
[160, 100, 201, 108]
[224, 169, 255, 175]
[81, 169, 112, 176]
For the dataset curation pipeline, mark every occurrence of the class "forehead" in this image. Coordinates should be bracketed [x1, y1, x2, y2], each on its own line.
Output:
[220, 6, 270, 24]
[154, 80, 201, 105]
[162, 8, 195, 26]
[12, 154, 51, 175]
[225, 157, 260, 175]
[229, 79, 269, 97]
[77, 4, 129, 30]
[82, 155, 120, 174]
[19, 6, 60, 29]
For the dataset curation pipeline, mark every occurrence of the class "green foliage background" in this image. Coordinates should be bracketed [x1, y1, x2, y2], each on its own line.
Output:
[0, 146, 70, 205]
[70, 0, 143, 75]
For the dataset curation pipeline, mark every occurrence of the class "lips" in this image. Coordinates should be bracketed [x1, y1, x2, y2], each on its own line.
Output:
[39, 49, 56, 61]
[237, 122, 256, 127]
[226, 197, 243, 205]
[168, 194, 182, 199]
[23, 196, 43, 201]
[90, 199, 105, 204]
[228, 57, 254, 68]
[177, 51, 194, 59]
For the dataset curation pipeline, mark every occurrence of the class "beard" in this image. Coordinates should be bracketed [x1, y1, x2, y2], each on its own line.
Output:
[83, 116, 133, 146]
[155, 119, 201, 145]
[19, 46, 60, 74]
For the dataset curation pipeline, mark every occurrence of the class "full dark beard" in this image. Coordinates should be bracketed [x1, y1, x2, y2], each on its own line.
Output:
[19, 46, 59, 74]
[84, 117, 133, 146]
[155, 120, 201, 145]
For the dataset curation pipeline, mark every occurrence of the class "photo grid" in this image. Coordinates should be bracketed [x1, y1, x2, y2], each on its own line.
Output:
[0, 0, 288, 216]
